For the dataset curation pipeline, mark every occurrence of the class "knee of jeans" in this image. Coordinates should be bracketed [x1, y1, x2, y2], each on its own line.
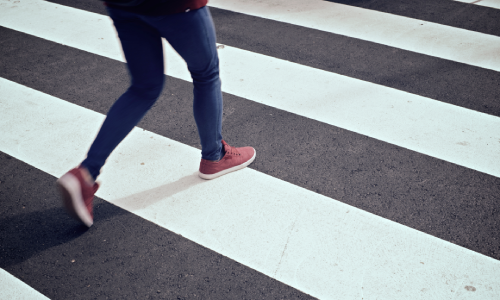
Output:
[190, 56, 220, 83]
[191, 68, 220, 88]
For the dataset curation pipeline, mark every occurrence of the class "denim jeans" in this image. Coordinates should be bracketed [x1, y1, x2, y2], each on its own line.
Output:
[81, 6, 223, 180]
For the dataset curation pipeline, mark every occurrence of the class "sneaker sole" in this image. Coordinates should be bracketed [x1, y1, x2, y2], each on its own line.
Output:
[199, 148, 256, 180]
[57, 173, 93, 227]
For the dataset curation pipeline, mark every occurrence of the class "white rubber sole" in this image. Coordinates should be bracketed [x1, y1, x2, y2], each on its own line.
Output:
[57, 173, 93, 227]
[199, 149, 256, 180]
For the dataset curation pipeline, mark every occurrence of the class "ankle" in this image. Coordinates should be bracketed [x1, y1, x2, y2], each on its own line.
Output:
[79, 166, 95, 185]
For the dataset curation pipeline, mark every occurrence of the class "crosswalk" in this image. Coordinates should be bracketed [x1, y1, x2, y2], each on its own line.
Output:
[455, 0, 500, 9]
[1, 0, 499, 299]
[210, 0, 500, 71]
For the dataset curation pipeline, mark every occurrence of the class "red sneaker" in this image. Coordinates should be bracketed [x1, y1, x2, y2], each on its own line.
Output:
[199, 140, 256, 180]
[56, 167, 99, 227]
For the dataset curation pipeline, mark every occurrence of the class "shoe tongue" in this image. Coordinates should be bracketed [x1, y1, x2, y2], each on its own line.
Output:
[222, 140, 236, 155]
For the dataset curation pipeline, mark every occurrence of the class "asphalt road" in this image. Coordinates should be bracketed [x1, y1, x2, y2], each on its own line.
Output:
[1, 0, 499, 299]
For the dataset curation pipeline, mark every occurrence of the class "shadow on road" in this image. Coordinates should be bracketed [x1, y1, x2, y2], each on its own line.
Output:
[0, 201, 125, 268]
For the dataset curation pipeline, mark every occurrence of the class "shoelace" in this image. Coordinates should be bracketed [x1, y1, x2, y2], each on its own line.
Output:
[224, 144, 241, 157]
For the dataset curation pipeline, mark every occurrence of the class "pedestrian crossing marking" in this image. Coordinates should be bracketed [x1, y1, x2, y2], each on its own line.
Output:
[2, 0, 500, 298]
[455, 0, 500, 9]
[1, 78, 499, 299]
[1, 0, 500, 178]
[209, 0, 500, 71]
[0, 268, 50, 300]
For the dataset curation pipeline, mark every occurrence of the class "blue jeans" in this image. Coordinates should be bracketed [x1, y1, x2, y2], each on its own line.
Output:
[81, 6, 223, 180]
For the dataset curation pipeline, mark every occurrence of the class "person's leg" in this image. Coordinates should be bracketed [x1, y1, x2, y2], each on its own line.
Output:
[81, 7, 165, 180]
[57, 8, 165, 227]
[143, 7, 255, 180]
[145, 7, 223, 162]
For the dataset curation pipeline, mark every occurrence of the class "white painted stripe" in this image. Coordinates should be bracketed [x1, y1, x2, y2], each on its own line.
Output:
[455, 0, 500, 9]
[208, 0, 500, 71]
[0, 268, 50, 300]
[2, 78, 500, 299]
[0, 79, 500, 300]
[2, 0, 500, 178]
